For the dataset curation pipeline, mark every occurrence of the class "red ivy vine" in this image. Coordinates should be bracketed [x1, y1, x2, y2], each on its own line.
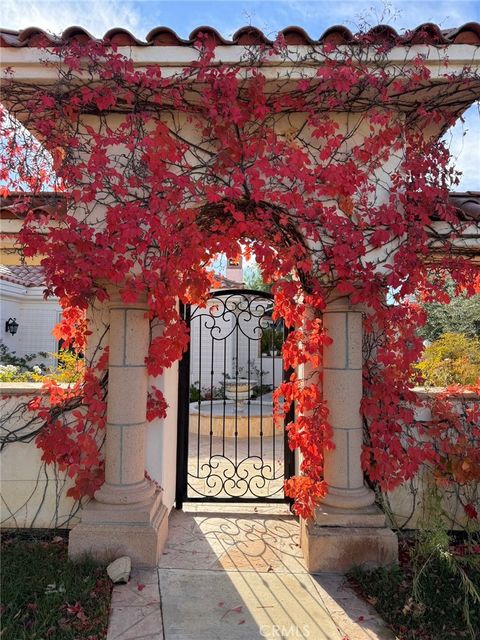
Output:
[1, 32, 479, 518]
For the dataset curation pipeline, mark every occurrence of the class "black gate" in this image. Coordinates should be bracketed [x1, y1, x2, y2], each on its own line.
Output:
[176, 289, 294, 507]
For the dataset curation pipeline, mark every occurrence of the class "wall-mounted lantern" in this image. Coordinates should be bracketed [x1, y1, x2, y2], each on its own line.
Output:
[5, 318, 19, 336]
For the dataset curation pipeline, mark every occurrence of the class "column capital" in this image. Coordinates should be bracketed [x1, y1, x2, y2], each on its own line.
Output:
[97, 280, 149, 310]
[324, 295, 365, 314]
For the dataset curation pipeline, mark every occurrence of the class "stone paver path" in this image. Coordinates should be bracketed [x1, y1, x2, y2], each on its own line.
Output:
[107, 506, 396, 640]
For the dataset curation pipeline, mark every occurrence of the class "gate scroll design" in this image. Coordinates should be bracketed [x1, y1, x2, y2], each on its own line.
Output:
[176, 289, 294, 507]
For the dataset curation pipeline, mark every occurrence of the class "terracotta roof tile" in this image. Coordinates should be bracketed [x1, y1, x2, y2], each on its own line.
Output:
[279, 26, 315, 46]
[231, 26, 271, 46]
[103, 28, 144, 47]
[0, 265, 46, 287]
[448, 191, 480, 221]
[145, 27, 186, 46]
[1, 22, 479, 48]
[441, 22, 480, 45]
[0, 192, 66, 219]
[404, 23, 446, 45]
[318, 25, 353, 46]
[189, 26, 229, 46]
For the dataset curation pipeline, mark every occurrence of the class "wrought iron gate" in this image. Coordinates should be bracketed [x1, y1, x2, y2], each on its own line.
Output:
[176, 289, 294, 507]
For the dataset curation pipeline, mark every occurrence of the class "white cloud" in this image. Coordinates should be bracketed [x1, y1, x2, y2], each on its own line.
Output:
[279, 0, 478, 32]
[445, 104, 480, 192]
[1, 0, 143, 38]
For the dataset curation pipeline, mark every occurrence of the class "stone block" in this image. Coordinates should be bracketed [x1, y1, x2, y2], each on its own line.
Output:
[346, 312, 363, 369]
[323, 310, 363, 370]
[108, 308, 126, 366]
[323, 429, 349, 488]
[107, 367, 148, 424]
[95, 478, 156, 506]
[104, 426, 123, 484]
[120, 426, 147, 485]
[323, 312, 347, 368]
[82, 491, 161, 523]
[322, 370, 362, 428]
[313, 504, 386, 528]
[125, 308, 150, 366]
[320, 484, 376, 510]
[300, 519, 398, 574]
[107, 556, 131, 583]
[69, 496, 169, 566]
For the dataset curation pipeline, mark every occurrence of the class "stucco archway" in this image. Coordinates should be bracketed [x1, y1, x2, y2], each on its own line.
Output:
[1, 24, 479, 571]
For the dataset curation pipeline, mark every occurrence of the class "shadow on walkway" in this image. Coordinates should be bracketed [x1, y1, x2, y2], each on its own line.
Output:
[107, 506, 396, 640]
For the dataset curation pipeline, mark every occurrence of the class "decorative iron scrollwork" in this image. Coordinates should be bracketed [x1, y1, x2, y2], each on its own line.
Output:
[176, 289, 294, 505]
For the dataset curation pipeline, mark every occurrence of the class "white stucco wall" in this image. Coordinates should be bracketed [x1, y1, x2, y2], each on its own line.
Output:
[385, 389, 479, 530]
[2, 378, 473, 528]
[0, 385, 80, 529]
[146, 363, 179, 510]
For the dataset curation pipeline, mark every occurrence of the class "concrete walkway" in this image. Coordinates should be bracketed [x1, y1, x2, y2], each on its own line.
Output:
[107, 506, 396, 640]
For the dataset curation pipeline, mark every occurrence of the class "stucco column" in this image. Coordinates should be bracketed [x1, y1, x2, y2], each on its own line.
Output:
[300, 296, 397, 573]
[95, 300, 155, 505]
[320, 297, 375, 510]
[69, 293, 168, 566]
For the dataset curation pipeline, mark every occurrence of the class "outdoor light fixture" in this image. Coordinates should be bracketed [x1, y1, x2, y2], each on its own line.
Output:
[5, 318, 19, 336]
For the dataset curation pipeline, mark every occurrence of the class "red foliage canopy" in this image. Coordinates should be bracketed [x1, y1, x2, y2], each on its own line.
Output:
[1, 35, 479, 516]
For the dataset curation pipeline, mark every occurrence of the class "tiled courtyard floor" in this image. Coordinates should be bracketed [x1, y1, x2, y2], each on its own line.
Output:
[107, 506, 396, 640]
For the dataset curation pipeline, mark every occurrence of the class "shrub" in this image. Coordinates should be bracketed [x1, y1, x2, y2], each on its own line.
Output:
[416, 333, 480, 387]
[0, 342, 45, 371]
[0, 364, 38, 382]
[419, 290, 480, 342]
[0, 344, 83, 384]
[42, 350, 84, 384]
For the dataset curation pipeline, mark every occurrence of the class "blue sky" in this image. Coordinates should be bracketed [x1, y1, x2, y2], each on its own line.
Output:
[3, 0, 479, 40]
[2, 0, 479, 189]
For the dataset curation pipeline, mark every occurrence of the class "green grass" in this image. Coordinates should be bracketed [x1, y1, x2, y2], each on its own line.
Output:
[348, 539, 480, 640]
[1, 534, 112, 640]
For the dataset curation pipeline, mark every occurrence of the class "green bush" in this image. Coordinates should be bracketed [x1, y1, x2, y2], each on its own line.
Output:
[0, 343, 44, 382]
[260, 326, 283, 355]
[420, 292, 480, 342]
[350, 545, 480, 640]
[189, 382, 201, 402]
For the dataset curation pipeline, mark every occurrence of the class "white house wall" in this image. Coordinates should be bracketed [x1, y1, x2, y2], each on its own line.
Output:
[0, 280, 60, 369]
[189, 299, 285, 393]
[189, 304, 235, 390]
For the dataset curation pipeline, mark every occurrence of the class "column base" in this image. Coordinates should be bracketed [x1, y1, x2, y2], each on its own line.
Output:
[320, 485, 376, 510]
[314, 503, 387, 527]
[300, 506, 398, 573]
[68, 490, 169, 566]
[94, 479, 155, 505]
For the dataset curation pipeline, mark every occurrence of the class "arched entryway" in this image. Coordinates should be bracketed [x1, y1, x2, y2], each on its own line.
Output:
[176, 289, 295, 508]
